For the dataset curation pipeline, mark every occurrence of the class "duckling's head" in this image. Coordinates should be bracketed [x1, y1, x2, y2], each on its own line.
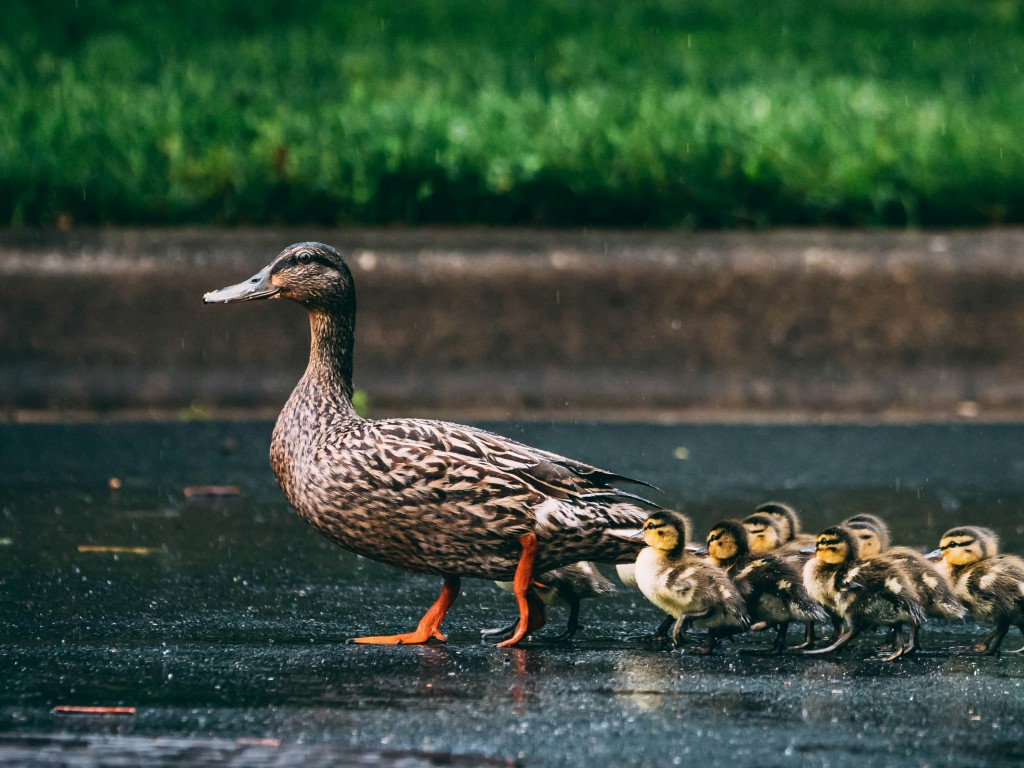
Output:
[204, 242, 355, 312]
[842, 513, 891, 553]
[706, 520, 749, 565]
[843, 520, 886, 558]
[814, 526, 859, 565]
[641, 510, 692, 556]
[937, 526, 999, 567]
[743, 513, 784, 553]
[754, 501, 801, 541]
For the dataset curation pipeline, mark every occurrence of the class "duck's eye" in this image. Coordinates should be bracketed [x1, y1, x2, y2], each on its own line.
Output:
[298, 252, 312, 264]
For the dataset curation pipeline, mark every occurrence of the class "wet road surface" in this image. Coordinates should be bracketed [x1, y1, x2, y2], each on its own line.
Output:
[2, 421, 1024, 766]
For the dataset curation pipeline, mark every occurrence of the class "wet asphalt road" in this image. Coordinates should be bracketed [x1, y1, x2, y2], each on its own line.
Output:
[1, 421, 1024, 766]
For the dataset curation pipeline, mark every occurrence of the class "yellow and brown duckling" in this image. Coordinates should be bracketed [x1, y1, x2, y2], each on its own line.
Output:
[932, 526, 1024, 654]
[803, 526, 926, 661]
[842, 514, 966, 624]
[205, 242, 656, 647]
[486, 562, 616, 642]
[742, 512, 808, 571]
[706, 519, 827, 654]
[633, 510, 749, 653]
[754, 501, 817, 551]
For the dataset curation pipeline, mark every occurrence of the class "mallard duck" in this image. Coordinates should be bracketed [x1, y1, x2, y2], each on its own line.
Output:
[706, 519, 827, 654]
[843, 515, 966, 623]
[803, 526, 926, 661]
[931, 526, 1024, 654]
[484, 562, 616, 642]
[633, 510, 749, 653]
[204, 242, 655, 647]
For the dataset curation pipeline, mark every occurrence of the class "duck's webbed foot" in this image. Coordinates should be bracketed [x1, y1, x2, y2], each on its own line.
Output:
[542, 594, 582, 642]
[742, 622, 790, 656]
[484, 534, 545, 648]
[790, 621, 817, 651]
[354, 575, 461, 645]
[955, 621, 1010, 656]
[803, 623, 860, 657]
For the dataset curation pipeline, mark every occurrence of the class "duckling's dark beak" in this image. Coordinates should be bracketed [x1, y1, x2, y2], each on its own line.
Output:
[800, 545, 816, 555]
[687, 544, 709, 556]
[203, 265, 280, 303]
[924, 548, 943, 562]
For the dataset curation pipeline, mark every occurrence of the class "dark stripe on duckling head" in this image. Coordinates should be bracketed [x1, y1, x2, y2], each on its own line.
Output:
[815, 525, 859, 561]
[843, 513, 891, 549]
[643, 510, 691, 556]
[754, 501, 801, 540]
[940, 526, 999, 559]
[706, 519, 750, 564]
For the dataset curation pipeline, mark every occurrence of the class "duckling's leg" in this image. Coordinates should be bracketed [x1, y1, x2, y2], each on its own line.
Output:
[961, 618, 1011, 655]
[353, 575, 461, 644]
[496, 532, 543, 648]
[802, 621, 861, 656]
[480, 588, 547, 644]
[671, 608, 712, 647]
[543, 589, 582, 642]
[791, 621, 817, 651]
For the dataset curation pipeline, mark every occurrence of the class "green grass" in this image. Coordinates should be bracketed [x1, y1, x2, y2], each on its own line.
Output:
[3, 0, 1024, 227]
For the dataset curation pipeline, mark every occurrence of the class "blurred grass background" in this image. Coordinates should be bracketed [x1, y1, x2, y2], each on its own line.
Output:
[3, 0, 1023, 228]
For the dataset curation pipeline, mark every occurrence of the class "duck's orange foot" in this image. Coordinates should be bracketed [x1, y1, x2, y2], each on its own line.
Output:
[352, 628, 446, 645]
[353, 575, 460, 646]
[496, 532, 541, 648]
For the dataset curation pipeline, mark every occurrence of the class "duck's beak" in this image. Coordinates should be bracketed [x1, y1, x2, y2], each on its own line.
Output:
[924, 548, 943, 562]
[687, 544, 708, 556]
[800, 545, 816, 555]
[609, 529, 644, 542]
[203, 265, 280, 303]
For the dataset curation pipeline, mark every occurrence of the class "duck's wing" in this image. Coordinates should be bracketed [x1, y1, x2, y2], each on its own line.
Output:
[375, 419, 660, 506]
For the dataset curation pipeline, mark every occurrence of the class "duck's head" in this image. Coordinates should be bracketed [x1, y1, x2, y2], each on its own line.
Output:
[641, 510, 691, 556]
[814, 526, 858, 565]
[935, 526, 999, 567]
[706, 519, 749, 565]
[204, 242, 355, 311]
[743, 512, 784, 553]
[842, 513, 891, 555]
[753, 501, 801, 541]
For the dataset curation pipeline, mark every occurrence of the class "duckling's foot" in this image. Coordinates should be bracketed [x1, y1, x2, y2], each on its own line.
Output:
[496, 533, 542, 648]
[671, 609, 711, 647]
[353, 575, 461, 645]
[791, 622, 817, 651]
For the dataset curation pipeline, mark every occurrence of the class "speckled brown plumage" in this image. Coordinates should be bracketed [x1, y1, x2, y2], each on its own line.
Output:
[205, 242, 652, 643]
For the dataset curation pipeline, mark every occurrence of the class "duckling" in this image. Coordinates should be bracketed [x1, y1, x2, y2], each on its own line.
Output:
[803, 526, 926, 661]
[754, 501, 818, 551]
[484, 562, 616, 642]
[706, 519, 827, 654]
[932, 526, 1024, 654]
[742, 512, 808, 571]
[633, 510, 749, 653]
[843, 515, 966, 624]
[204, 242, 656, 647]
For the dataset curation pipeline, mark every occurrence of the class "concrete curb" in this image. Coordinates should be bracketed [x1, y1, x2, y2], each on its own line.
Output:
[2, 227, 1022, 421]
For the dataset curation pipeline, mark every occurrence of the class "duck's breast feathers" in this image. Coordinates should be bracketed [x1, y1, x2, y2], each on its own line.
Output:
[372, 419, 658, 504]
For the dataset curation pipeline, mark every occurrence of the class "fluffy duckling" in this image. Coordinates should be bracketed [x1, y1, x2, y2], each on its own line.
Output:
[843, 515, 966, 624]
[706, 520, 827, 654]
[742, 512, 808, 571]
[634, 510, 749, 653]
[932, 526, 1024, 654]
[754, 501, 817, 551]
[486, 562, 616, 642]
[803, 526, 926, 661]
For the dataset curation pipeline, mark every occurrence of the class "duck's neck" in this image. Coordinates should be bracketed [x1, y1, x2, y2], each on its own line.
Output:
[301, 307, 357, 414]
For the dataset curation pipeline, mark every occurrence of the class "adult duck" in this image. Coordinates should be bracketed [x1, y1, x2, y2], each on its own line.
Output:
[204, 242, 653, 647]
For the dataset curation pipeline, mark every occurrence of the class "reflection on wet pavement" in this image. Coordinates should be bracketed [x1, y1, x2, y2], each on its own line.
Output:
[1, 422, 1023, 766]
